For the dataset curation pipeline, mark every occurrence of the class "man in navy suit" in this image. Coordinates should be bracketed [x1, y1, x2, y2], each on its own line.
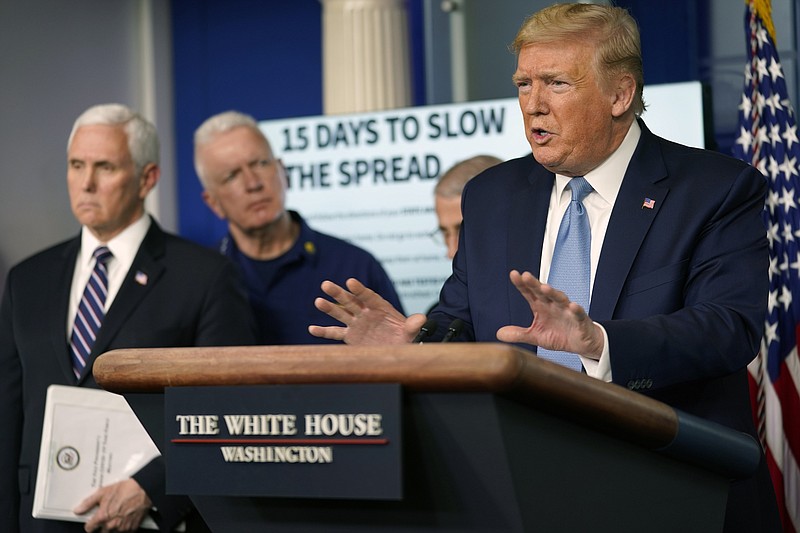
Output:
[0, 104, 255, 532]
[310, 4, 780, 531]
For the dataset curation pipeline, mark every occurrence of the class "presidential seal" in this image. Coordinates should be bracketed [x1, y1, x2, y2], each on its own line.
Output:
[56, 446, 80, 470]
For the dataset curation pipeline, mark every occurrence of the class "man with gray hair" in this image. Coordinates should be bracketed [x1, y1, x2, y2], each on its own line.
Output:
[0, 103, 255, 531]
[193, 110, 403, 345]
[432, 155, 502, 260]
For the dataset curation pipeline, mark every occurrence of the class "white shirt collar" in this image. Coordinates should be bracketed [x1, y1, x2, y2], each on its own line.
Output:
[78, 213, 151, 268]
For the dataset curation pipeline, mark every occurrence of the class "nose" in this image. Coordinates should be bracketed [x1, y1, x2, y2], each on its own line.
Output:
[445, 232, 458, 260]
[80, 168, 97, 192]
[242, 165, 264, 191]
[521, 85, 547, 115]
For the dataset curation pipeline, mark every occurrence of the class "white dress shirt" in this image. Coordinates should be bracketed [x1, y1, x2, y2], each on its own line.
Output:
[539, 121, 642, 380]
[66, 214, 151, 339]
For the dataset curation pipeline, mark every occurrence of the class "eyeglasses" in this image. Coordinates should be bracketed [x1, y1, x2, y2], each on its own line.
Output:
[429, 224, 460, 246]
[429, 228, 444, 246]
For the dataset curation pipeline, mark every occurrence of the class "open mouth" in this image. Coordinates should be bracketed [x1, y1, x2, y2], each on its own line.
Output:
[531, 129, 552, 141]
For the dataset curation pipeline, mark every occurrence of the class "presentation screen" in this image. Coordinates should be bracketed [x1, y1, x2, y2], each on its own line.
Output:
[260, 82, 706, 314]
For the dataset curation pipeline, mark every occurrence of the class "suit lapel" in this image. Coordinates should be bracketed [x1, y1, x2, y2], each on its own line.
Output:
[507, 162, 553, 323]
[78, 220, 166, 384]
[50, 238, 81, 382]
[591, 122, 670, 320]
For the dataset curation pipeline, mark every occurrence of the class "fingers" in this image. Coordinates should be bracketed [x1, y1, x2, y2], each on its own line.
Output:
[501, 270, 590, 350]
[319, 280, 362, 314]
[509, 270, 572, 308]
[76, 480, 151, 532]
[308, 324, 347, 340]
[346, 278, 387, 308]
[76, 487, 105, 531]
[74, 488, 102, 516]
[496, 325, 528, 344]
[313, 297, 354, 325]
[403, 313, 429, 339]
[311, 278, 411, 344]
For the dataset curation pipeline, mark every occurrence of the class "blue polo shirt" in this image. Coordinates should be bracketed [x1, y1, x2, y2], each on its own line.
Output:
[221, 211, 404, 345]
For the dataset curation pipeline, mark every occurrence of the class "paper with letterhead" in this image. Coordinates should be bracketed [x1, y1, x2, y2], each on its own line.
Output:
[33, 384, 160, 529]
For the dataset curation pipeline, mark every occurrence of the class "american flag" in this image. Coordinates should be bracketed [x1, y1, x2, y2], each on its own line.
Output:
[733, 1, 800, 531]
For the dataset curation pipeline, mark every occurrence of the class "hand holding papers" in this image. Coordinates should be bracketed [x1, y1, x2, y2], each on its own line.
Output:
[33, 385, 160, 529]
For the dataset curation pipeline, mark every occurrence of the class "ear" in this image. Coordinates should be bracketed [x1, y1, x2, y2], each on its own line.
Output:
[610, 73, 636, 118]
[201, 190, 227, 220]
[138, 163, 160, 199]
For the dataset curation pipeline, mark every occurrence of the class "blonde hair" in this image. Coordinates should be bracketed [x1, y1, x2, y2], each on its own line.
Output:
[510, 3, 646, 116]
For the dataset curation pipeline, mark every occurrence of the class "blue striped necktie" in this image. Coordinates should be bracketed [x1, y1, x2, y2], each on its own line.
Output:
[538, 176, 593, 371]
[70, 246, 113, 379]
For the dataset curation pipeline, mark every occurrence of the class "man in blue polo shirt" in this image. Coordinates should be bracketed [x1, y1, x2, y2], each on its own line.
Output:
[193, 110, 403, 345]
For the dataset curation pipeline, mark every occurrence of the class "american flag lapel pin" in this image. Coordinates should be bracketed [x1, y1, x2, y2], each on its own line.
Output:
[642, 197, 656, 209]
[135, 270, 149, 286]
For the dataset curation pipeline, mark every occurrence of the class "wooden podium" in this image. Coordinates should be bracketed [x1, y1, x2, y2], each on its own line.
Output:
[94, 343, 760, 533]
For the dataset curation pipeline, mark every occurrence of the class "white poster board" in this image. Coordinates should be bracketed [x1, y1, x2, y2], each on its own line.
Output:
[260, 82, 705, 314]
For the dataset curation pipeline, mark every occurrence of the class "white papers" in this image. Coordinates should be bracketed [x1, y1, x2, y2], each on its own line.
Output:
[33, 385, 160, 529]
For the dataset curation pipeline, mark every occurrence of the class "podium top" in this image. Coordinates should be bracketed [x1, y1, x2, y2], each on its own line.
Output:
[94, 342, 760, 479]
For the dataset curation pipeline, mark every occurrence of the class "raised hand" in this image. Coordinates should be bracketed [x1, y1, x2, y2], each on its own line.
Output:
[309, 278, 427, 345]
[496, 270, 603, 358]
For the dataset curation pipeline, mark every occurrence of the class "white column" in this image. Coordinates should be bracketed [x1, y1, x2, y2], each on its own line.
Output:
[321, 0, 412, 114]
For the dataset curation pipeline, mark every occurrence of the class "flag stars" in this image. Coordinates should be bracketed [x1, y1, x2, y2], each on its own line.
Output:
[768, 57, 784, 82]
[769, 124, 783, 146]
[778, 156, 799, 181]
[756, 57, 769, 83]
[736, 126, 753, 153]
[778, 284, 793, 310]
[768, 288, 778, 313]
[782, 223, 795, 242]
[768, 157, 781, 181]
[790, 251, 800, 272]
[740, 92, 753, 117]
[756, 125, 769, 147]
[744, 66, 753, 85]
[767, 222, 779, 247]
[778, 254, 789, 273]
[767, 189, 780, 213]
[756, 158, 768, 177]
[756, 26, 769, 48]
[780, 186, 797, 212]
[782, 124, 799, 149]
[769, 255, 780, 276]
[765, 93, 783, 116]
[755, 91, 767, 115]
[763, 319, 778, 347]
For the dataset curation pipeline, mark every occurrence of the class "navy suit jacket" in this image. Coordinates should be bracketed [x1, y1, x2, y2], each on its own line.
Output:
[430, 121, 780, 531]
[0, 219, 256, 532]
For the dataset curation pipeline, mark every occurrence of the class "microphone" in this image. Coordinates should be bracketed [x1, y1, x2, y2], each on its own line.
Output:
[441, 319, 463, 343]
[412, 319, 438, 343]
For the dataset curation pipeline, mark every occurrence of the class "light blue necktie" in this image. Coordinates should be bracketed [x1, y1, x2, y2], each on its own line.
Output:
[70, 246, 113, 380]
[537, 177, 592, 371]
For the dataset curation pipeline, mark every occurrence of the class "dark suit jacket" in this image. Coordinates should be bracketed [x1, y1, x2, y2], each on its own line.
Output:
[0, 219, 256, 532]
[430, 121, 780, 532]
